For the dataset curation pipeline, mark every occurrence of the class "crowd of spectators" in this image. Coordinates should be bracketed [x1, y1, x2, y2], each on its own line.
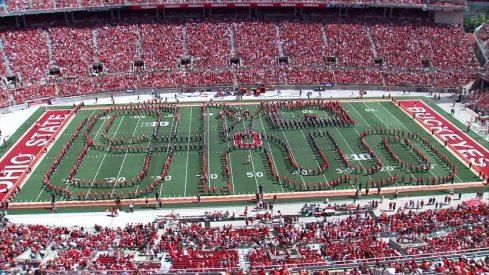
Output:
[49, 26, 95, 78]
[187, 19, 232, 69]
[1, 28, 51, 83]
[0, 17, 478, 104]
[234, 19, 279, 67]
[140, 21, 183, 71]
[1, 202, 488, 273]
[1, 0, 466, 13]
[96, 22, 139, 73]
[326, 20, 375, 67]
[280, 20, 325, 67]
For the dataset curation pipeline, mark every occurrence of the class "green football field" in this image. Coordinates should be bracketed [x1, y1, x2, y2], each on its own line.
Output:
[12, 100, 480, 205]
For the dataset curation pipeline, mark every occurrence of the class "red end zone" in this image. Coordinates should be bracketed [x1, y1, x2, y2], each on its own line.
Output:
[0, 110, 72, 202]
[399, 100, 489, 178]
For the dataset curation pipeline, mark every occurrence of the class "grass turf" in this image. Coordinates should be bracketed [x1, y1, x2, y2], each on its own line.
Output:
[11, 100, 479, 208]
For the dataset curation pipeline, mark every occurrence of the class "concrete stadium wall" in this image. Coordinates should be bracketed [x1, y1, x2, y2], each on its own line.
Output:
[434, 10, 465, 24]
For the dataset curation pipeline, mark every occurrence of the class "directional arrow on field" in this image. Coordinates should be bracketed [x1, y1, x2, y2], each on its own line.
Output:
[208, 113, 214, 116]
[196, 174, 201, 177]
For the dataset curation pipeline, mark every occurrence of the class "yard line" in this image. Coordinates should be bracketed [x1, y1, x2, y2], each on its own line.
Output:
[207, 105, 211, 190]
[110, 116, 143, 198]
[183, 107, 193, 197]
[374, 102, 463, 182]
[290, 112, 330, 187]
[223, 112, 236, 194]
[242, 120, 259, 191]
[258, 113, 284, 192]
[85, 116, 125, 199]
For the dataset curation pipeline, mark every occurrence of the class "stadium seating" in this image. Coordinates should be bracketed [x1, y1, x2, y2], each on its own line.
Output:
[234, 19, 279, 67]
[49, 26, 95, 78]
[1, 29, 50, 83]
[2, 0, 466, 13]
[1, 203, 488, 273]
[187, 19, 232, 68]
[280, 20, 325, 66]
[96, 22, 139, 73]
[0, 17, 478, 104]
[326, 20, 375, 67]
[140, 21, 183, 71]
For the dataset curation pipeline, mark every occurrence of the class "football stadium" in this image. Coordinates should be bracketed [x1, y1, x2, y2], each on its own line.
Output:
[1, 0, 489, 273]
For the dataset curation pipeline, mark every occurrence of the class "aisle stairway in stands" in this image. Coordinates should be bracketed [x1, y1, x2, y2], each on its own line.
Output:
[275, 23, 285, 58]
[91, 28, 99, 63]
[230, 24, 237, 57]
[0, 37, 12, 76]
[136, 25, 143, 61]
[366, 27, 379, 61]
[45, 30, 55, 66]
[182, 23, 189, 57]
[321, 24, 329, 48]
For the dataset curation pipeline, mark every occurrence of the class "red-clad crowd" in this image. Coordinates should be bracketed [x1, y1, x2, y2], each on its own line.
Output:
[2, 0, 466, 13]
[1, 202, 489, 273]
[326, 20, 375, 67]
[281, 20, 325, 67]
[140, 21, 183, 71]
[0, 17, 478, 105]
[187, 19, 232, 68]
[49, 26, 95, 77]
[234, 19, 279, 67]
[96, 22, 139, 73]
[1, 28, 50, 83]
